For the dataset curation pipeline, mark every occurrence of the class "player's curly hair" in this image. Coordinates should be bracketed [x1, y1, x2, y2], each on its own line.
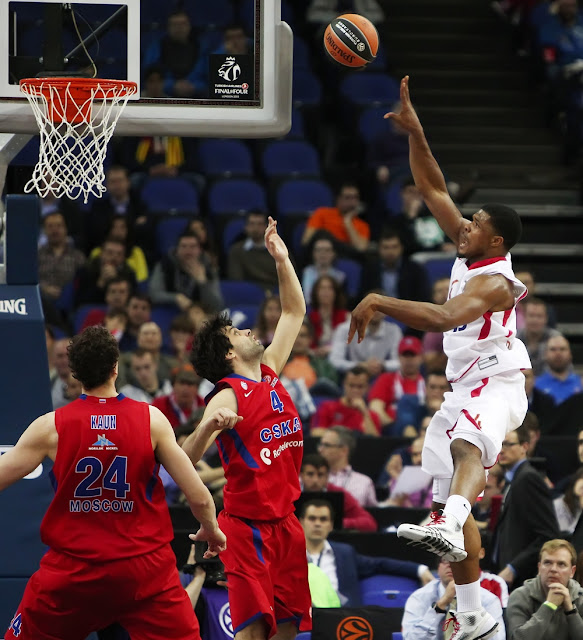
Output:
[68, 326, 119, 391]
[190, 313, 235, 384]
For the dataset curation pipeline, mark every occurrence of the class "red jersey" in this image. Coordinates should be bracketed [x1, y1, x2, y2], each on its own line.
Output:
[369, 372, 426, 420]
[209, 364, 303, 521]
[41, 394, 173, 562]
[312, 399, 381, 434]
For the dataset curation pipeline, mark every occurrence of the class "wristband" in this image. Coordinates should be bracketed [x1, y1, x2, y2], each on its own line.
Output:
[543, 601, 558, 611]
[565, 607, 578, 616]
[181, 563, 197, 575]
[432, 602, 447, 614]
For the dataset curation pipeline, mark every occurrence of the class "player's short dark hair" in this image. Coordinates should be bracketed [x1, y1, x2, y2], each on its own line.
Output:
[298, 498, 335, 521]
[68, 326, 119, 391]
[481, 203, 522, 251]
[301, 453, 330, 471]
[190, 313, 234, 383]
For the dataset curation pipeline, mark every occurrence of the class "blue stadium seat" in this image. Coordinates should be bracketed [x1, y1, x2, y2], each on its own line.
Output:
[140, 0, 172, 27]
[393, 634, 403, 640]
[228, 304, 260, 328]
[207, 179, 267, 216]
[155, 216, 194, 257]
[141, 177, 199, 215]
[150, 304, 179, 345]
[222, 217, 246, 255]
[360, 575, 418, 608]
[293, 69, 322, 107]
[335, 258, 362, 298]
[54, 280, 75, 314]
[292, 221, 307, 257]
[262, 141, 320, 179]
[182, 0, 235, 30]
[296, 633, 311, 640]
[220, 280, 266, 306]
[276, 179, 333, 217]
[368, 42, 389, 71]
[286, 108, 306, 139]
[198, 139, 254, 178]
[384, 174, 414, 214]
[358, 106, 393, 144]
[10, 137, 40, 166]
[418, 257, 455, 285]
[340, 73, 400, 107]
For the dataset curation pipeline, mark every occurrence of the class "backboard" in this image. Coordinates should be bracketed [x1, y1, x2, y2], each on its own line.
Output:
[0, 0, 293, 138]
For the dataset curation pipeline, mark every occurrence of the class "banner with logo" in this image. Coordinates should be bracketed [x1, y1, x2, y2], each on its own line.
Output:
[210, 54, 254, 100]
[312, 606, 404, 640]
[200, 588, 232, 640]
[0, 193, 54, 631]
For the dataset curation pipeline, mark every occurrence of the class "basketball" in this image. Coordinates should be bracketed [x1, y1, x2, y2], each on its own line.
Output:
[323, 14, 379, 68]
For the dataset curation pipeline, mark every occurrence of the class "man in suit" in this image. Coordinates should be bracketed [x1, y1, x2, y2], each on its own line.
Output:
[492, 422, 559, 589]
[298, 498, 434, 606]
[358, 229, 430, 303]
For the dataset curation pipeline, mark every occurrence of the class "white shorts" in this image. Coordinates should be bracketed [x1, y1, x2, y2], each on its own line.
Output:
[422, 371, 527, 500]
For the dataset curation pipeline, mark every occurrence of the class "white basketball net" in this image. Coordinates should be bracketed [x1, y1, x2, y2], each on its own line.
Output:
[20, 78, 137, 203]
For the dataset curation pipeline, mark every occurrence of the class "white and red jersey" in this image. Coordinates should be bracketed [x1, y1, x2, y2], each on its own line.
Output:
[444, 255, 531, 385]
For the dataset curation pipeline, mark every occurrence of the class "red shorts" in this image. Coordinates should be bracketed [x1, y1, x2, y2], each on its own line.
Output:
[4, 545, 199, 640]
[219, 510, 312, 638]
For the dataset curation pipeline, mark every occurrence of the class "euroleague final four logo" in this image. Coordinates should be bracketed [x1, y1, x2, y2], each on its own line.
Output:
[211, 54, 254, 99]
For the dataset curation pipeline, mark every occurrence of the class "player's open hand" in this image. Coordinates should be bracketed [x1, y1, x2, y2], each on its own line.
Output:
[265, 216, 289, 263]
[209, 408, 243, 431]
[384, 76, 423, 136]
[348, 294, 378, 344]
[190, 525, 227, 557]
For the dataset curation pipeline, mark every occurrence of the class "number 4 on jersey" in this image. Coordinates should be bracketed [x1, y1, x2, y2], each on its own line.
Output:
[10, 613, 22, 637]
[270, 390, 284, 413]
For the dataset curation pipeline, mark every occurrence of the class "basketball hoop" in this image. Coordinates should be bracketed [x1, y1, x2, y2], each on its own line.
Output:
[20, 77, 137, 203]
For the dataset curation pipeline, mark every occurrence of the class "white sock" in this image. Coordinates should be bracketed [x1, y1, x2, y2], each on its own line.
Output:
[443, 494, 472, 527]
[455, 580, 481, 612]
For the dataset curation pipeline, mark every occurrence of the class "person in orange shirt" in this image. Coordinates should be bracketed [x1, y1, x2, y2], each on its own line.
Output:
[302, 182, 370, 253]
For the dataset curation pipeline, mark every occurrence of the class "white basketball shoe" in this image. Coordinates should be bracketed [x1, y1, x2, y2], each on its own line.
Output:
[397, 510, 467, 562]
[443, 608, 500, 640]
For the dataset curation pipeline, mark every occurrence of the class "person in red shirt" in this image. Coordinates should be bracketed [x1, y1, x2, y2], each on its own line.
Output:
[1, 325, 225, 640]
[183, 217, 312, 640]
[311, 365, 381, 437]
[153, 366, 203, 428]
[300, 453, 377, 532]
[369, 335, 426, 435]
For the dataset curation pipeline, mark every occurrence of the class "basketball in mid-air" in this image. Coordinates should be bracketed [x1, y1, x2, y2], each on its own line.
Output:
[323, 14, 379, 68]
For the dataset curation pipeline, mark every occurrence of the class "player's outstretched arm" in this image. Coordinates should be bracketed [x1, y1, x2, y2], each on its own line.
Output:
[348, 275, 513, 342]
[150, 405, 226, 556]
[0, 413, 56, 492]
[182, 388, 241, 465]
[263, 216, 306, 375]
[385, 76, 467, 246]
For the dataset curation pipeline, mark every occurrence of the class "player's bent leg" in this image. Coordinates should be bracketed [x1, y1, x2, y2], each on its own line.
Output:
[234, 617, 270, 640]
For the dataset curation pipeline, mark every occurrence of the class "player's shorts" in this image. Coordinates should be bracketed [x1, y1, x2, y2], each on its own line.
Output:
[4, 544, 199, 640]
[422, 370, 527, 492]
[218, 510, 312, 639]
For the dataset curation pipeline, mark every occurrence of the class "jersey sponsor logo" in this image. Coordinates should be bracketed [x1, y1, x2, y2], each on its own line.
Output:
[89, 434, 118, 450]
[218, 602, 234, 638]
[91, 415, 117, 430]
[262, 374, 279, 387]
[244, 390, 253, 398]
[260, 439, 303, 466]
[259, 417, 302, 443]
[478, 355, 498, 370]
[241, 381, 248, 390]
[1, 445, 43, 479]
[0, 298, 27, 315]
[69, 498, 134, 513]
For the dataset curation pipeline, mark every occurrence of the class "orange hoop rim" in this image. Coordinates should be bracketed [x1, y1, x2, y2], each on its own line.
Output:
[19, 77, 138, 96]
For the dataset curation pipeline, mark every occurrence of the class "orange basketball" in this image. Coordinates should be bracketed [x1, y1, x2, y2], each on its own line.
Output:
[323, 14, 379, 68]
